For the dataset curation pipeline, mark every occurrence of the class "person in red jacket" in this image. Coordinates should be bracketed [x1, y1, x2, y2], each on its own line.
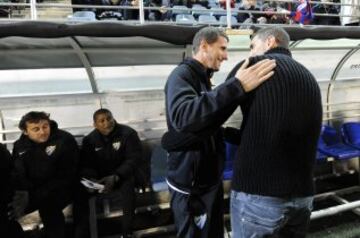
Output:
[219, 0, 235, 9]
[290, 0, 314, 25]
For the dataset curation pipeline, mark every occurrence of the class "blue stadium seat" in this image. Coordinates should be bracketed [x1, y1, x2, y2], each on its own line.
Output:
[175, 14, 196, 25]
[171, 5, 191, 17]
[208, 0, 219, 8]
[219, 15, 238, 27]
[68, 11, 96, 22]
[318, 125, 360, 160]
[210, 6, 226, 18]
[198, 14, 218, 24]
[342, 122, 360, 150]
[150, 146, 168, 191]
[192, 5, 209, 18]
[224, 141, 237, 180]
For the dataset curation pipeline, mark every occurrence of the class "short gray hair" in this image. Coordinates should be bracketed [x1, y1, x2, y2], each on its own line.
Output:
[252, 26, 290, 49]
[192, 27, 229, 54]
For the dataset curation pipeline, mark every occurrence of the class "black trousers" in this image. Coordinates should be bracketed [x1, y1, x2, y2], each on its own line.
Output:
[73, 177, 135, 238]
[169, 183, 224, 238]
[26, 190, 72, 238]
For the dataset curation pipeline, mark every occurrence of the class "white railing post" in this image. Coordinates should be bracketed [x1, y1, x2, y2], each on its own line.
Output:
[226, 0, 231, 28]
[139, 0, 145, 24]
[30, 0, 37, 20]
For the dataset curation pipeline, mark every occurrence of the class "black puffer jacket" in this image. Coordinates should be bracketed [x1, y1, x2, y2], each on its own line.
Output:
[12, 121, 79, 200]
[165, 58, 246, 193]
[0, 143, 13, 219]
[80, 123, 142, 181]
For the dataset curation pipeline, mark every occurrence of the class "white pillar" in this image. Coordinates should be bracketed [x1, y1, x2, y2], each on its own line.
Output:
[30, 0, 37, 20]
[139, 0, 145, 24]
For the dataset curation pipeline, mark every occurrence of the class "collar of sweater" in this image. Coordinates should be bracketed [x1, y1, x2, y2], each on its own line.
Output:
[265, 47, 292, 57]
[183, 57, 214, 87]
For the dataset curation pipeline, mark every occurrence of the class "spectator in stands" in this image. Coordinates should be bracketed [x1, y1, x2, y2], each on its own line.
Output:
[95, 0, 123, 19]
[148, 0, 171, 21]
[0, 143, 25, 238]
[172, 0, 208, 8]
[340, 0, 360, 26]
[312, 0, 340, 25]
[227, 26, 322, 238]
[120, 0, 140, 20]
[12, 111, 78, 238]
[74, 108, 142, 238]
[0, 6, 10, 18]
[290, 0, 314, 25]
[219, 0, 235, 8]
[71, 0, 100, 13]
[237, 0, 263, 23]
[163, 26, 276, 238]
[261, 0, 289, 24]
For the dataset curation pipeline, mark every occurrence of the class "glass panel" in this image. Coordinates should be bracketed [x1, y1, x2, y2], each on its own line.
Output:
[94, 65, 177, 92]
[294, 39, 360, 48]
[291, 39, 360, 81]
[291, 50, 349, 82]
[0, 68, 92, 97]
[336, 50, 360, 81]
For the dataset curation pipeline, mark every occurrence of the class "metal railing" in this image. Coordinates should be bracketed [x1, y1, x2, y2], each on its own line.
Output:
[0, 0, 359, 28]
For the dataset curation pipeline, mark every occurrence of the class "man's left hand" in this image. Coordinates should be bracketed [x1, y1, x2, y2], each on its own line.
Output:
[99, 175, 119, 193]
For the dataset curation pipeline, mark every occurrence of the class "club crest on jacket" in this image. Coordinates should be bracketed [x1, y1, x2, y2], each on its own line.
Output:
[18, 151, 26, 156]
[46, 145, 56, 156]
[112, 141, 121, 151]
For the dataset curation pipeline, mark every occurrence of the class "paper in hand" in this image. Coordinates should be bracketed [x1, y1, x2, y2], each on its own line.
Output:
[81, 178, 105, 191]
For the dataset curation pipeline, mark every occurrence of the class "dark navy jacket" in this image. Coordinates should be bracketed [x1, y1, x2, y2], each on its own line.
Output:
[80, 123, 142, 181]
[12, 121, 79, 201]
[165, 58, 246, 193]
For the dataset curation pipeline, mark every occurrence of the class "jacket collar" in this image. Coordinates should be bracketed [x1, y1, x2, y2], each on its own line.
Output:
[182, 58, 214, 88]
[265, 47, 292, 57]
[94, 122, 120, 143]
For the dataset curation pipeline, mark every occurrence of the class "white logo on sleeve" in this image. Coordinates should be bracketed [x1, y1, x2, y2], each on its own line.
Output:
[18, 151, 26, 156]
[112, 141, 121, 151]
[95, 147, 103, 151]
[45, 145, 56, 156]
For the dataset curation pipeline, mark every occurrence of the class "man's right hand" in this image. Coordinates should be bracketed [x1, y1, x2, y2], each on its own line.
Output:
[235, 58, 276, 92]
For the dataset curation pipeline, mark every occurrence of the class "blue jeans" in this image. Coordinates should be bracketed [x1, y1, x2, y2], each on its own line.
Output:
[230, 191, 313, 238]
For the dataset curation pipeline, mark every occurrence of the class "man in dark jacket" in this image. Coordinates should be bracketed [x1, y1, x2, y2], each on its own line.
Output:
[164, 26, 276, 238]
[0, 143, 25, 238]
[74, 108, 142, 238]
[12, 111, 79, 238]
[228, 26, 322, 238]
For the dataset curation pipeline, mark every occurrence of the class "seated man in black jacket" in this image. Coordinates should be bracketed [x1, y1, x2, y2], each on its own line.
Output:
[12, 111, 79, 238]
[74, 108, 142, 238]
[0, 143, 24, 238]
